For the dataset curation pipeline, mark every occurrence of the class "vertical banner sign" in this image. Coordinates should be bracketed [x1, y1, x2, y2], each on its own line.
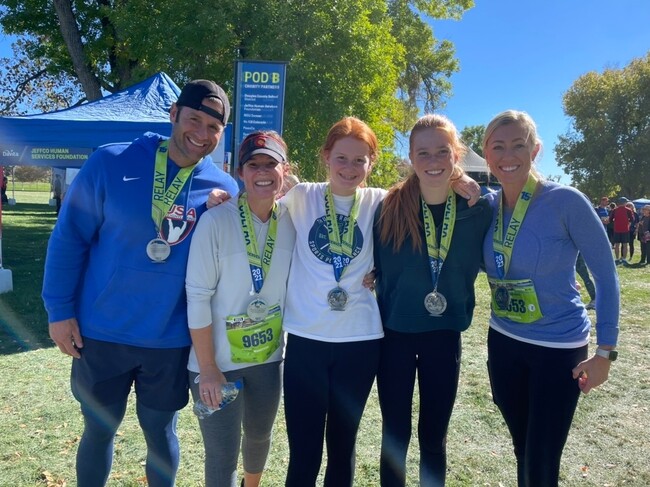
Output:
[233, 60, 288, 167]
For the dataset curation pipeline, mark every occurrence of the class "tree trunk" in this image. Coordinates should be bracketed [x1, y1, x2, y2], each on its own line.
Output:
[52, 0, 103, 101]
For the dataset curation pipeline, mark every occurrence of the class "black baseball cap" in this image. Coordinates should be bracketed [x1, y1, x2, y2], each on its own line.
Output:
[239, 132, 287, 167]
[176, 80, 230, 125]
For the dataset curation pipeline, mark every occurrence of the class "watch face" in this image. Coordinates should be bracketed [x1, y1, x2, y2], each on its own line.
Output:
[609, 350, 618, 361]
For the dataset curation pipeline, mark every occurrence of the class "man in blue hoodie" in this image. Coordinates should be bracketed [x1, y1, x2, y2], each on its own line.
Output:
[42, 79, 239, 487]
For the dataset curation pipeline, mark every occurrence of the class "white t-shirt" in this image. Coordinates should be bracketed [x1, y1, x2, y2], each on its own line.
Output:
[186, 198, 296, 372]
[281, 182, 386, 342]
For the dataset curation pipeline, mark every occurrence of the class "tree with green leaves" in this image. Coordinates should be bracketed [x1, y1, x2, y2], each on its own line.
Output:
[460, 124, 484, 157]
[555, 52, 650, 199]
[0, 0, 474, 187]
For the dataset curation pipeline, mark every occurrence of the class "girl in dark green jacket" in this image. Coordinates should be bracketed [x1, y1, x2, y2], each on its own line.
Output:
[373, 114, 492, 486]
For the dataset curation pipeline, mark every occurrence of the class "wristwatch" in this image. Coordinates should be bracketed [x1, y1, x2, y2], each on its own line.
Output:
[595, 348, 618, 361]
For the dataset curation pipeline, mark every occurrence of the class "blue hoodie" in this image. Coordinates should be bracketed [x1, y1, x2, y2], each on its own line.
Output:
[42, 132, 239, 348]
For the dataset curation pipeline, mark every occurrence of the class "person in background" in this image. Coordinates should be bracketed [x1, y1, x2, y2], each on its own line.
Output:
[42, 80, 239, 487]
[575, 253, 596, 310]
[610, 197, 634, 265]
[1, 174, 8, 203]
[637, 205, 650, 266]
[481, 110, 619, 487]
[606, 202, 616, 248]
[52, 174, 63, 215]
[625, 201, 639, 262]
[373, 114, 492, 486]
[594, 196, 610, 242]
[186, 131, 295, 487]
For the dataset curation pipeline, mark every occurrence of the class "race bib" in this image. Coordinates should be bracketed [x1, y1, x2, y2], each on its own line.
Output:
[488, 278, 543, 324]
[226, 304, 282, 364]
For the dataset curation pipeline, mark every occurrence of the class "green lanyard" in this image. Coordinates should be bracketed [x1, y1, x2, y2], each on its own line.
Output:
[421, 189, 456, 290]
[493, 174, 538, 279]
[151, 140, 197, 233]
[324, 185, 361, 283]
[238, 193, 279, 294]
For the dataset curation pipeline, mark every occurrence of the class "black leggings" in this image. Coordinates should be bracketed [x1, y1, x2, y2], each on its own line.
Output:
[283, 334, 380, 487]
[639, 240, 650, 264]
[377, 328, 461, 487]
[487, 328, 587, 487]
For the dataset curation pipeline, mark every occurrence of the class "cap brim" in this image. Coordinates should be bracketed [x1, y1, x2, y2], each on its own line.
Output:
[241, 148, 286, 165]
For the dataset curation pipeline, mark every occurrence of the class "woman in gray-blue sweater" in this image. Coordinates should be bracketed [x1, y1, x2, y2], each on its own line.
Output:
[482, 110, 619, 487]
[373, 114, 492, 486]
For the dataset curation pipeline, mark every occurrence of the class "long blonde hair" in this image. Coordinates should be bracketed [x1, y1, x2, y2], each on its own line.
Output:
[378, 114, 465, 252]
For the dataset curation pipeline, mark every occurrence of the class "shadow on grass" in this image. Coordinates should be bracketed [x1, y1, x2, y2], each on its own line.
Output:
[1, 201, 57, 355]
[0, 313, 54, 355]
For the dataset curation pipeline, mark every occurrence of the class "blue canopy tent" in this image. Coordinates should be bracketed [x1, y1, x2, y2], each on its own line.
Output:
[0, 72, 180, 168]
[633, 198, 650, 211]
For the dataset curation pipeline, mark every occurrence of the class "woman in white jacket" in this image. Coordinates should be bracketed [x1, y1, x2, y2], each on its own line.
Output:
[185, 131, 296, 487]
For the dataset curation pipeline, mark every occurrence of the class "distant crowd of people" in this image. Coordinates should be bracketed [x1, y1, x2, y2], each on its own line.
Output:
[595, 195, 650, 267]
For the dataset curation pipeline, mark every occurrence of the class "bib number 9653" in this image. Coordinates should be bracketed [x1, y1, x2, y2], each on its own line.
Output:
[242, 329, 274, 348]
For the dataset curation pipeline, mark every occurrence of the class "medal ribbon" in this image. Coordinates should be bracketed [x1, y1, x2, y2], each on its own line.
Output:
[151, 140, 197, 234]
[493, 174, 538, 279]
[324, 185, 361, 284]
[421, 189, 456, 292]
[238, 193, 279, 294]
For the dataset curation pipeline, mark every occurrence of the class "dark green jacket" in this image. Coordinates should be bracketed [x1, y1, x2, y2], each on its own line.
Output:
[373, 195, 492, 333]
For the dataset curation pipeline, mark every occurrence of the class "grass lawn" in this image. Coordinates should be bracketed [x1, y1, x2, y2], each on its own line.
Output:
[0, 193, 648, 486]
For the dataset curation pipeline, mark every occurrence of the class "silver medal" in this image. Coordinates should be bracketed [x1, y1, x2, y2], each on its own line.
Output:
[146, 238, 171, 263]
[327, 286, 348, 311]
[424, 291, 447, 316]
[247, 298, 269, 322]
[494, 285, 510, 310]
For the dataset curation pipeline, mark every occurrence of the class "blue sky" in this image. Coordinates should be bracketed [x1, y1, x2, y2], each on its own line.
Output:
[2, 1, 650, 183]
[429, 0, 650, 182]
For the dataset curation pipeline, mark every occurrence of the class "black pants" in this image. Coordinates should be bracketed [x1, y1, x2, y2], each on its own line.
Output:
[487, 328, 587, 487]
[639, 240, 650, 264]
[377, 328, 461, 487]
[283, 334, 380, 487]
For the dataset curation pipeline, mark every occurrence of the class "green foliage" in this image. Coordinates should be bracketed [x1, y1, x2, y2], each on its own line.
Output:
[389, 0, 467, 118]
[368, 152, 402, 189]
[556, 52, 650, 199]
[12, 166, 50, 182]
[0, 0, 474, 188]
[460, 124, 484, 157]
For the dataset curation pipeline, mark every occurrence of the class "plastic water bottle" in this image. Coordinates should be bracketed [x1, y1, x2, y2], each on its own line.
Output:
[193, 380, 243, 419]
